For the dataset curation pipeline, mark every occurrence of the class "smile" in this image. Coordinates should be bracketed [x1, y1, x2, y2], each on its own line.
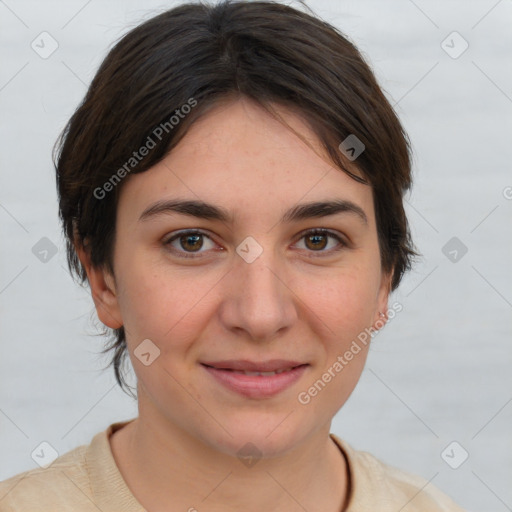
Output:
[201, 362, 309, 399]
[221, 367, 296, 376]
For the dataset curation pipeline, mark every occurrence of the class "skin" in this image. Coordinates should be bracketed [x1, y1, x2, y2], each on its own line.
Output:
[77, 97, 392, 512]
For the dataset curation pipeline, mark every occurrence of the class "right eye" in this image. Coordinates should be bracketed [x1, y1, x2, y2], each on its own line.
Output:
[162, 229, 220, 259]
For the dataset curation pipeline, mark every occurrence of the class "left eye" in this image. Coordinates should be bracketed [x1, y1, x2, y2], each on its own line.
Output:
[163, 229, 346, 259]
[295, 228, 346, 254]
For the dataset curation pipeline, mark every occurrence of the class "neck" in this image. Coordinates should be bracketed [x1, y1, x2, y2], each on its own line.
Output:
[111, 406, 349, 512]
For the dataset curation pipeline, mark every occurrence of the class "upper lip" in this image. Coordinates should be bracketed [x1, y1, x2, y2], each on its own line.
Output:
[201, 359, 307, 372]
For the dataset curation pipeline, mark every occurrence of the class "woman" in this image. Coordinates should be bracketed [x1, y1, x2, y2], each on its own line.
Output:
[0, 1, 466, 510]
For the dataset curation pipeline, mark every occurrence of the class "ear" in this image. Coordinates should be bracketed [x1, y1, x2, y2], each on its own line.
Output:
[75, 242, 123, 330]
[372, 269, 393, 330]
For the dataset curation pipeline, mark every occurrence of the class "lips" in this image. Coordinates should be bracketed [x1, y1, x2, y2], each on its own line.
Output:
[216, 368, 295, 376]
[201, 361, 309, 398]
[201, 359, 306, 373]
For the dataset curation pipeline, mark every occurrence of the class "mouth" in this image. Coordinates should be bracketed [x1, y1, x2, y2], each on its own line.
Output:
[202, 364, 304, 376]
[200, 360, 309, 398]
[210, 367, 298, 376]
[201, 359, 307, 373]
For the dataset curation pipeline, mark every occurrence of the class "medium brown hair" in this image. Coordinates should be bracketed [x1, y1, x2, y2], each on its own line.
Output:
[54, 0, 419, 397]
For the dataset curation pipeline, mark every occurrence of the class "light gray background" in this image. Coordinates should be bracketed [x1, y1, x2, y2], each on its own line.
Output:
[1, 1, 511, 510]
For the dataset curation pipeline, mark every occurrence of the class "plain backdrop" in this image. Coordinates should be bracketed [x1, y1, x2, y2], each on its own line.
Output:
[1, 1, 511, 510]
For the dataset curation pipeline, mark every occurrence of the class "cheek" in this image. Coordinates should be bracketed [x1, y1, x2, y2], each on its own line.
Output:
[297, 265, 377, 391]
[114, 252, 218, 350]
[296, 273, 374, 415]
[303, 265, 378, 336]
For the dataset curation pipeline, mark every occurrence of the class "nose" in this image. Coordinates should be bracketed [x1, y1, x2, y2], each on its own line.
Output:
[217, 244, 298, 342]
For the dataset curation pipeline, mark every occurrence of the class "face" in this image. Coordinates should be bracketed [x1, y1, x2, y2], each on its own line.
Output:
[84, 98, 391, 457]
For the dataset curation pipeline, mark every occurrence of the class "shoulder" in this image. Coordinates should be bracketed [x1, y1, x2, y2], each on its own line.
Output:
[0, 420, 141, 512]
[330, 434, 467, 511]
[0, 443, 94, 511]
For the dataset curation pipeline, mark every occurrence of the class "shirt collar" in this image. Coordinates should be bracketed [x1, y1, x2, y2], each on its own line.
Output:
[86, 418, 145, 511]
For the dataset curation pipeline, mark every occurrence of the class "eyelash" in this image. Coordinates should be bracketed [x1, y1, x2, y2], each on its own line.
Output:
[162, 228, 347, 259]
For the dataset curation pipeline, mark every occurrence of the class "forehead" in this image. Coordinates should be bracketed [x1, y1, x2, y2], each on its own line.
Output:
[117, 98, 375, 227]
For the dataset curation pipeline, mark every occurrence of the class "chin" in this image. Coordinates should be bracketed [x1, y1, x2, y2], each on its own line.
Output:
[197, 411, 310, 460]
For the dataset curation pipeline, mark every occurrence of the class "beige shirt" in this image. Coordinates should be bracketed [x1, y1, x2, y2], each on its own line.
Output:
[0, 420, 465, 511]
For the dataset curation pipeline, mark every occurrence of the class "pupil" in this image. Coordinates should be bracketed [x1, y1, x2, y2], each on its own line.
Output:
[183, 234, 202, 251]
[307, 234, 326, 250]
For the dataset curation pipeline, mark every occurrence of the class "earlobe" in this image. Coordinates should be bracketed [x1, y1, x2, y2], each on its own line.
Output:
[75, 244, 123, 330]
[374, 270, 392, 330]
[373, 310, 388, 331]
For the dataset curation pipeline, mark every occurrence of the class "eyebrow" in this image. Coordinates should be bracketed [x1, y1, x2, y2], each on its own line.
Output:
[138, 198, 368, 226]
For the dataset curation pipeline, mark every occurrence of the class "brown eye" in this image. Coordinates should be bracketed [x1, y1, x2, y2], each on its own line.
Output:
[179, 233, 203, 252]
[163, 230, 217, 258]
[296, 229, 346, 255]
[304, 232, 328, 251]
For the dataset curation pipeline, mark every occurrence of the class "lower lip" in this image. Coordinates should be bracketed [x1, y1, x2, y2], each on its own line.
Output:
[201, 364, 308, 399]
